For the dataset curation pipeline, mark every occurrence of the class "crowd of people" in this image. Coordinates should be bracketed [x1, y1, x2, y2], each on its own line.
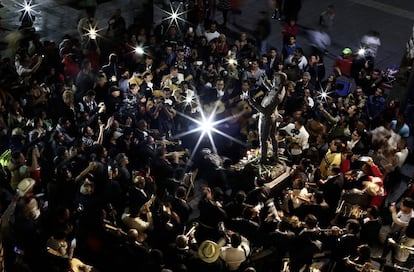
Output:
[0, 1, 413, 272]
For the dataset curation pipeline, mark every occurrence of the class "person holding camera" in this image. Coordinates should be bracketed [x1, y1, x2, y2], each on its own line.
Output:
[280, 117, 310, 156]
[148, 90, 176, 140]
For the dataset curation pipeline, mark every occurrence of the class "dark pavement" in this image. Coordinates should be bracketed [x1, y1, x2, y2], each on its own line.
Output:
[1, 0, 412, 72]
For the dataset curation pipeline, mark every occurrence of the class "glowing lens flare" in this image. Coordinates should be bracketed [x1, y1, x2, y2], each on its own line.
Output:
[157, 2, 189, 34]
[357, 48, 366, 56]
[88, 28, 97, 40]
[16, 0, 40, 21]
[173, 101, 246, 160]
[134, 46, 144, 55]
[228, 58, 238, 66]
[83, 24, 103, 41]
[200, 116, 214, 135]
[316, 88, 332, 103]
[185, 94, 194, 104]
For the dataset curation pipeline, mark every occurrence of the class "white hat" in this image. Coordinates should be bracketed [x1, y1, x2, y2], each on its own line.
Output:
[17, 178, 35, 196]
[198, 240, 220, 263]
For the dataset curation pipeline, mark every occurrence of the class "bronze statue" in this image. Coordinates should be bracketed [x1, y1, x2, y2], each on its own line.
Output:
[248, 73, 286, 164]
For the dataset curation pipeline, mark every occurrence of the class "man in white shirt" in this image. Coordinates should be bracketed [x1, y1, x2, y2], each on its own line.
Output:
[280, 117, 310, 150]
[378, 197, 414, 261]
[220, 232, 250, 271]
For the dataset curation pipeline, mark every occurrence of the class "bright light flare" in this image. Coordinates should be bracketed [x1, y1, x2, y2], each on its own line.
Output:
[88, 28, 97, 40]
[156, 2, 189, 34]
[316, 88, 332, 102]
[357, 48, 366, 56]
[16, 0, 40, 21]
[184, 94, 197, 105]
[173, 101, 246, 161]
[200, 117, 214, 135]
[83, 24, 103, 41]
[134, 46, 144, 55]
[228, 58, 238, 66]
[185, 95, 193, 104]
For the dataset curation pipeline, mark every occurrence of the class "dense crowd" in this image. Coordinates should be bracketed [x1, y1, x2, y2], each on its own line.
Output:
[0, 1, 413, 272]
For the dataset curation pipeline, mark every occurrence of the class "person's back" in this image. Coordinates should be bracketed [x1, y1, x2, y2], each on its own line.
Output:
[220, 232, 251, 271]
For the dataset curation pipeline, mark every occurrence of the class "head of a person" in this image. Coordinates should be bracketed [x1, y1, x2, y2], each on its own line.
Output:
[366, 205, 379, 219]
[357, 244, 371, 260]
[277, 129, 287, 141]
[209, 21, 217, 32]
[294, 117, 305, 130]
[374, 87, 384, 97]
[62, 90, 74, 105]
[345, 218, 361, 234]
[401, 197, 414, 213]
[302, 72, 311, 82]
[294, 47, 304, 57]
[351, 129, 362, 142]
[133, 175, 146, 189]
[250, 58, 259, 70]
[329, 139, 343, 152]
[304, 214, 318, 229]
[215, 78, 225, 90]
[12, 151, 25, 165]
[269, 47, 278, 58]
[288, 36, 296, 45]
[230, 232, 242, 248]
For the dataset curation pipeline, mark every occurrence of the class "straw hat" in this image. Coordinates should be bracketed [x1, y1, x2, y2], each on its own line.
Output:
[198, 240, 220, 263]
[17, 178, 35, 196]
[152, 89, 163, 97]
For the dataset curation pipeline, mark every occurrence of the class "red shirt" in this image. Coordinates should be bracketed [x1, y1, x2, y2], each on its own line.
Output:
[333, 55, 354, 77]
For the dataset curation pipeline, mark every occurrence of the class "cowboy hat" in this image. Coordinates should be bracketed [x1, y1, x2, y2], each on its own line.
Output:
[17, 178, 35, 196]
[198, 240, 220, 263]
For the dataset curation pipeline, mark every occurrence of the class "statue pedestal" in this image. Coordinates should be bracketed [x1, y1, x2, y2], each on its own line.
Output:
[234, 149, 290, 189]
[264, 163, 291, 189]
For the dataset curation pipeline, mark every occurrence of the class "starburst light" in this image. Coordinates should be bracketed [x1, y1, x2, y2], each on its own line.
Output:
[156, 2, 189, 34]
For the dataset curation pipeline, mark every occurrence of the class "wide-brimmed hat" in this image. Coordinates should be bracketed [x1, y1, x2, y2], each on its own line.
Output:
[17, 178, 35, 196]
[153, 89, 163, 97]
[198, 240, 220, 263]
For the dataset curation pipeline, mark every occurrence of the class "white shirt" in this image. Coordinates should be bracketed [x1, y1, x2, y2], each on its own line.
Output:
[281, 123, 310, 150]
[121, 211, 152, 232]
[204, 30, 220, 43]
[220, 236, 250, 271]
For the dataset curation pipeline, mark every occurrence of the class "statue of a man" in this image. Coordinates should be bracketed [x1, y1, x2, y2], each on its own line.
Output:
[248, 73, 286, 163]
